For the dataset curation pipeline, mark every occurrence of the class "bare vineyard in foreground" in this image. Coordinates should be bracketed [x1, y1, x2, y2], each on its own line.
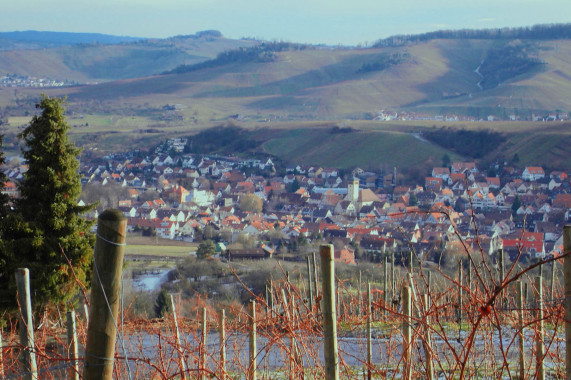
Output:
[1, 221, 570, 379]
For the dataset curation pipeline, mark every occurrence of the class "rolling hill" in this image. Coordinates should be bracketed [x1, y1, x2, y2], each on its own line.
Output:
[40, 37, 570, 122]
[1, 25, 570, 171]
[0, 30, 258, 82]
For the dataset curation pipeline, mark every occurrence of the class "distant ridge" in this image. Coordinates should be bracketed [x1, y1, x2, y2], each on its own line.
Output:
[373, 23, 571, 47]
[0, 31, 143, 49]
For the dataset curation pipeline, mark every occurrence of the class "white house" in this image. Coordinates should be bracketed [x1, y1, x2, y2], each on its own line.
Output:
[522, 167, 545, 181]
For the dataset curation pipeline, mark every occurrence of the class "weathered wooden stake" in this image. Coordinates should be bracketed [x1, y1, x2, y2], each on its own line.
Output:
[67, 311, 80, 380]
[468, 259, 472, 294]
[422, 294, 434, 380]
[312, 252, 319, 298]
[391, 251, 396, 296]
[281, 289, 290, 320]
[358, 271, 363, 316]
[269, 279, 274, 311]
[550, 260, 556, 302]
[402, 285, 412, 380]
[409, 251, 413, 275]
[517, 281, 525, 380]
[563, 225, 571, 380]
[535, 276, 545, 380]
[384, 256, 388, 318]
[458, 260, 463, 331]
[307, 256, 314, 311]
[320, 244, 339, 380]
[201, 307, 208, 380]
[83, 303, 89, 325]
[336, 281, 341, 318]
[265, 284, 270, 314]
[499, 248, 506, 308]
[366, 283, 372, 380]
[83, 210, 126, 380]
[170, 295, 187, 380]
[16, 268, 37, 380]
[499, 248, 505, 283]
[428, 270, 432, 297]
[0, 327, 4, 379]
[219, 309, 227, 380]
[249, 300, 257, 380]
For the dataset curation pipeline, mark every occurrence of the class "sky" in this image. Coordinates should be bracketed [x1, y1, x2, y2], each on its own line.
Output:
[2, 0, 570, 45]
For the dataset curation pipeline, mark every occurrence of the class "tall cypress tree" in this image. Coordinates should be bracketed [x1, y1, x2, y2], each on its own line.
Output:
[0, 135, 11, 218]
[11, 95, 95, 308]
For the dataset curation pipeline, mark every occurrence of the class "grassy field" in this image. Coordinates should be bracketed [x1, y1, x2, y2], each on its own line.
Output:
[125, 245, 195, 258]
[262, 128, 462, 169]
[125, 234, 197, 257]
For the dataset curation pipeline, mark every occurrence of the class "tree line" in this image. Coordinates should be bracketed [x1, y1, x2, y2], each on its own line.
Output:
[0, 96, 94, 314]
[423, 127, 506, 159]
[373, 23, 571, 48]
[165, 42, 313, 75]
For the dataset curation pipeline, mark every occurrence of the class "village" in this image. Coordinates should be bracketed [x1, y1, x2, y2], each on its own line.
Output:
[4, 136, 570, 267]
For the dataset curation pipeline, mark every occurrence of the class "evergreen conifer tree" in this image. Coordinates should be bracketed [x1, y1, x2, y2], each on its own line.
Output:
[154, 288, 170, 318]
[2, 96, 95, 308]
[0, 135, 10, 218]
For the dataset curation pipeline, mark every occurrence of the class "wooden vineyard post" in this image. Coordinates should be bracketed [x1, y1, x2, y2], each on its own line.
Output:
[384, 256, 388, 318]
[336, 280, 342, 318]
[517, 281, 525, 380]
[409, 251, 413, 275]
[535, 276, 545, 380]
[83, 210, 126, 380]
[366, 283, 372, 380]
[422, 294, 434, 380]
[427, 271, 432, 303]
[564, 225, 571, 380]
[219, 309, 227, 380]
[458, 260, 463, 331]
[320, 244, 339, 380]
[249, 300, 257, 380]
[0, 327, 4, 378]
[358, 271, 363, 316]
[499, 248, 506, 308]
[402, 285, 412, 380]
[269, 279, 274, 312]
[67, 311, 80, 380]
[201, 307, 208, 380]
[170, 295, 187, 380]
[551, 259, 556, 301]
[16, 268, 37, 380]
[468, 259, 472, 294]
[313, 252, 319, 299]
[83, 303, 89, 325]
[265, 284, 270, 314]
[307, 256, 314, 311]
[391, 251, 396, 296]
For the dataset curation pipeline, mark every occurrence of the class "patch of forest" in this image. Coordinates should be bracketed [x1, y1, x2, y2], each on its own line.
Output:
[165, 42, 313, 74]
[423, 128, 506, 159]
[187, 126, 262, 154]
[479, 41, 544, 89]
[356, 52, 409, 74]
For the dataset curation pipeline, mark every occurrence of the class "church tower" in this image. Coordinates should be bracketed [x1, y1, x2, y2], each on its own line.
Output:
[347, 178, 360, 202]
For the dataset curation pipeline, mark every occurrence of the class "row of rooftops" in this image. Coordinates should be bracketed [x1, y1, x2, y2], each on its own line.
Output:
[3, 149, 570, 262]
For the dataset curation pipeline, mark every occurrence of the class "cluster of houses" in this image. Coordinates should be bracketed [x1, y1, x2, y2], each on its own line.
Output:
[0, 74, 70, 88]
[4, 140, 570, 265]
[376, 109, 570, 122]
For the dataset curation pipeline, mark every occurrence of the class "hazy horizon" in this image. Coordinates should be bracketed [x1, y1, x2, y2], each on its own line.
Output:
[2, 0, 570, 46]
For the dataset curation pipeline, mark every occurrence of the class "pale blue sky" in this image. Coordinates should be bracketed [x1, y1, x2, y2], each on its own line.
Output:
[2, 0, 570, 45]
